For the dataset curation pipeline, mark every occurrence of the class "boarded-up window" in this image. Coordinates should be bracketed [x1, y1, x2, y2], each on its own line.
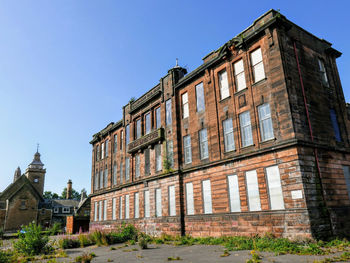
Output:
[202, 180, 212, 214]
[228, 175, 241, 212]
[125, 157, 130, 181]
[112, 198, 116, 220]
[155, 188, 162, 217]
[134, 193, 139, 218]
[251, 48, 265, 83]
[245, 170, 261, 211]
[234, 59, 246, 91]
[183, 135, 192, 164]
[342, 166, 350, 200]
[219, 70, 230, 100]
[266, 166, 285, 210]
[196, 82, 205, 112]
[135, 154, 140, 178]
[103, 200, 107, 221]
[186, 182, 194, 215]
[94, 202, 98, 221]
[182, 92, 189, 119]
[119, 196, 123, 219]
[125, 195, 130, 219]
[145, 149, 150, 175]
[169, 185, 176, 216]
[144, 190, 150, 218]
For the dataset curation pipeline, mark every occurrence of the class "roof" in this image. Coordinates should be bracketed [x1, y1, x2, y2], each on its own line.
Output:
[76, 196, 91, 213]
[51, 199, 80, 208]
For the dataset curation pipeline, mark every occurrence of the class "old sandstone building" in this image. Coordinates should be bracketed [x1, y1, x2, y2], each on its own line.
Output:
[89, 10, 350, 239]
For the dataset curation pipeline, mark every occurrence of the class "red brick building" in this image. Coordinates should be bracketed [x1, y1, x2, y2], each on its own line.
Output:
[89, 10, 350, 239]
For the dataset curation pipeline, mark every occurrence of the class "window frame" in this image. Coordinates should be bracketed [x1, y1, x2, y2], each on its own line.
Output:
[201, 179, 213, 214]
[258, 103, 274, 142]
[183, 135, 192, 164]
[145, 112, 151, 134]
[250, 47, 265, 83]
[239, 111, 253, 147]
[218, 69, 230, 100]
[195, 82, 205, 112]
[182, 92, 189, 119]
[199, 128, 209, 160]
[233, 59, 246, 92]
[223, 118, 235, 152]
[165, 99, 172, 126]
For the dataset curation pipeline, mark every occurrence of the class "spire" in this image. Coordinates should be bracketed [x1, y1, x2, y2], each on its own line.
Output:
[13, 167, 21, 182]
[28, 149, 44, 169]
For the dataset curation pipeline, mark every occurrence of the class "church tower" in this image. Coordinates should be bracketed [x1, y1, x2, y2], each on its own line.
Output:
[25, 150, 46, 196]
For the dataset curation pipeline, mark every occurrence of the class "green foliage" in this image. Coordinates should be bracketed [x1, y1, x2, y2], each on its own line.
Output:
[167, 256, 182, 261]
[0, 250, 12, 263]
[129, 97, 136, 104]
[78, 234, 93, 248]
[246, 250, 262, 263]
[60, 187, 81, 200]
[13, 222, 52, 256]
[90, 231, 108, 246]
[75, 252, 96, 263]
[43, 191, 59, 200]
[48, 223, 62, 236]
[314, 251, 350, 263]
[59, 237, 80, 249]
[0, 228, 4, 240]
[138, 233, 148, 250]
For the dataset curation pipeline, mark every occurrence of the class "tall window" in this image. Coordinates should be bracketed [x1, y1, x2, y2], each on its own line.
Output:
[266, 166, 284, 210]
[120, 159, 123, 184]
[113, 134, 117, 153]
[245, 170, 261, 211]
[166, 141, 173, 168]
[96, 145, 100, 161]
[234, 59, 246, 91]
[239, 111, 253, 147]
[135, 154, 140, 178]
[258, 104, 274, 141]
[125, 195, 130, 219]
[196, 82, 205, 112]
[105, 140, 109, 157]
[342, 166, 350, 200]
[168, 185, 176, 216]
[219, 70, 230, 100]
[125, 157, 130, 181]
[99, 200, 102, 221]
[318, 58, 328, 86]
[145, 149, 150, 175]
[136, 119, 141, 139]
[223, 118, 235, 152]
[156, 107, 161, 128]
[227, 175, 241, 212]
[145, 113, 151, 134]
[199, 129, 209, 160]
[112, 198, 116, 220]
[120, 131, 123, 150]
[101, 142, 105, 159]
[94, 202, 98, 221]
[251, 48, 265, 83]
[166, 99, 172, 125]
[330, 109, 341, 142]
[119, 196, 123, 219]
[113, 163, 117, 185]
[134, 192, 139, 218]
[182, 92, 189, 119]
[155, 188, 162, 217]
[144, 190, 150, 218]
[183, 135, 192, 164]
[104, 167, 108, 188]
[99, 170, 103, 189]
[186, 182, 194, 215]
[94, 172, 98, 190]
[125, 125, 130, 146]
[103, 200, 107, 221]
[202, 180, 212, 214]
[155, 144, 162, 172]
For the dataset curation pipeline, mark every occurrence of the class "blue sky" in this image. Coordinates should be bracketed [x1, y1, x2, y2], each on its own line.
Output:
[0, 0, 349, 195]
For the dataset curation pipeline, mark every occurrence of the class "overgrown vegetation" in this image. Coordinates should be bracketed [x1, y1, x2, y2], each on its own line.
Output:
[74, 252, 96, 263]
[0, 228, 4, 239]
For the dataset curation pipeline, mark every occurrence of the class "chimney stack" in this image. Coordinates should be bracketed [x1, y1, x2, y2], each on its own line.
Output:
[66, 179, 72, 199]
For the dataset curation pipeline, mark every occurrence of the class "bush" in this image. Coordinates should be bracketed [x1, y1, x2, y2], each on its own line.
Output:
[138, 233, 149, 249]
[13, 222, 52, 256]
[59, 238, 80, 249]
[0, 250, 11, 263]
[89, 231, 108, 246]
[78, 234, 94, 248]
[48, 223, 62, 236]
[75, 252, 96, 263]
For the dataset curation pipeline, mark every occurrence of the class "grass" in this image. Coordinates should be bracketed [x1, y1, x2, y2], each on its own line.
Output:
[167, 256, 182, 261]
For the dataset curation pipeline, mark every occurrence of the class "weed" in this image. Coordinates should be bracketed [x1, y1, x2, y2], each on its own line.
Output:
[59, 237, 80, 249]
[220, 250, 230, 257]
[75, 252, 96, 263]
[139, 233, 148, 250]
[167, 256, 182, 261]
[107, 259, 113, 262]
[123, 248, 138, 252]
[110, 247, 116, 250]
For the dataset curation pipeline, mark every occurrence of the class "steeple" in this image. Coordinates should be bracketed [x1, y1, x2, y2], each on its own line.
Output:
[25, 148, 46, 197]
[28, 150, 44, 169]
[13, 167, 21, 182]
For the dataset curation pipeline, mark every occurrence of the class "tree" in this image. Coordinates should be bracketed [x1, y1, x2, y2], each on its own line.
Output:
[43, 191, 59, 200]
[60, 187, 81, 200]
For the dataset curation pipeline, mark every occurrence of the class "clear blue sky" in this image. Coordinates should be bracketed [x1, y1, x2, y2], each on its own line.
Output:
[0, 0, 349, 195]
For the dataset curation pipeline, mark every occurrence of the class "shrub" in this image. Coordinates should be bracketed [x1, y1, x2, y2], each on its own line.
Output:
[138, 233, 149, 249]
[59, 238, 80, 249]
[48, 223, 62, 236]
[89, 231, 108, 246]
[13, 222, 52, 256]
[0, 250, 11, 263]
[78, 234, 94, 248]
[75, 252, 96, 263]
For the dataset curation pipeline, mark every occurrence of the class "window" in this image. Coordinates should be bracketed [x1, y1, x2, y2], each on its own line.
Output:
[120, 131, 123, 150]
[136, 119, 141, 139]
[135, 154, 140, 178]
[251, 48, 265, 83]
[228, 175, 241, 212]
[145, 149, 150, 175]
[318, 58, 328, 86]
[125, 157, 130, 181]
[120, 158, 123, 184]
[183, 135, 192, 164]
[119, 196, 123, 219]
[105, 139, 109, 157]
[125, 125, 130, 146]
[94, 202, 98, 221]
[156, 107, 161, 128]
[101, 142, 105, 159]
[134, 193, 139, 218]
[166, 99, 172, 125]
[99, 170, 103, 189]
[182, 92, 189, 119]
[202, 180, 212, 214]
[145, 113, 151, 134]
[96, 145, 100, 161]
[103, 200, 107, 220]
[155, 188, 162, 217]
[168, 185, 176, 216]
[99, 200, 103, 221]
[239, 111, 253, 147]
[113, 163, 117, 185]
[104, 167, 108, 188]
[196, 82, 205, 112]
[219, 70, 230, 100]
[112, 198, 116, 220]
[342, 166, 350, 200]
[94, 172, 98, 190]
[125, 195, 130, 219]
[155, 144, 162, 172]
[144, 190, 150, 218]
[223, 119, 235, 152]
[266, 166, 284, 210]
[258, 104, 274, 141]
[186, 182, 194, 215]
[330, 109, 341, 142]
[234, 59, 246, 91]
[33, 178, 39, 183]
[54, 207, 59, 213]
[199, 129, 209, 159]
[114, 134, 118, 153]
[166, 141, 173, 168]
[245, 170, 261, 211]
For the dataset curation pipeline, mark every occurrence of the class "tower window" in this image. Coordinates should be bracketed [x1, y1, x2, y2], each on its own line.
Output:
[34, 178, 39, 183]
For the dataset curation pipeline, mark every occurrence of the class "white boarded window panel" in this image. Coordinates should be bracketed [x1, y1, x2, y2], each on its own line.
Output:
[202, 180, 212, 214]
[103, 200, 107, 220]
[182, 92, 189, 119]
[169, 185, 176, 216]
[99, 200, 103, 221]
[119, 196, 123, 219]
[251, 48, 265, 82]
[134, 193, 139, 218]
[228, 175, 241, 212]
[343, 166, 350, 200]
[186, 183, 195, 215]
[144, 190, 150, 218]
[266, 166, 285, 210]
[245, 170, 261, 211]
[112, 198, 116, 220]
[219, 70, 230, 100]
[234, 59, 246, 91]
[156, 188, 162, 217]
[94, 202, 98, 221]
[258, 104, 274, 141]
[125, 195, 130, 219]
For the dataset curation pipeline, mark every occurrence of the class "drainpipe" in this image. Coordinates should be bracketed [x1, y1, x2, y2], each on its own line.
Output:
[292, 40, 334, 236]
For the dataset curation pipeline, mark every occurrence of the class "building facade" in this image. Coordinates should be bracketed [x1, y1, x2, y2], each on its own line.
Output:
[89, 10, 350, 239]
